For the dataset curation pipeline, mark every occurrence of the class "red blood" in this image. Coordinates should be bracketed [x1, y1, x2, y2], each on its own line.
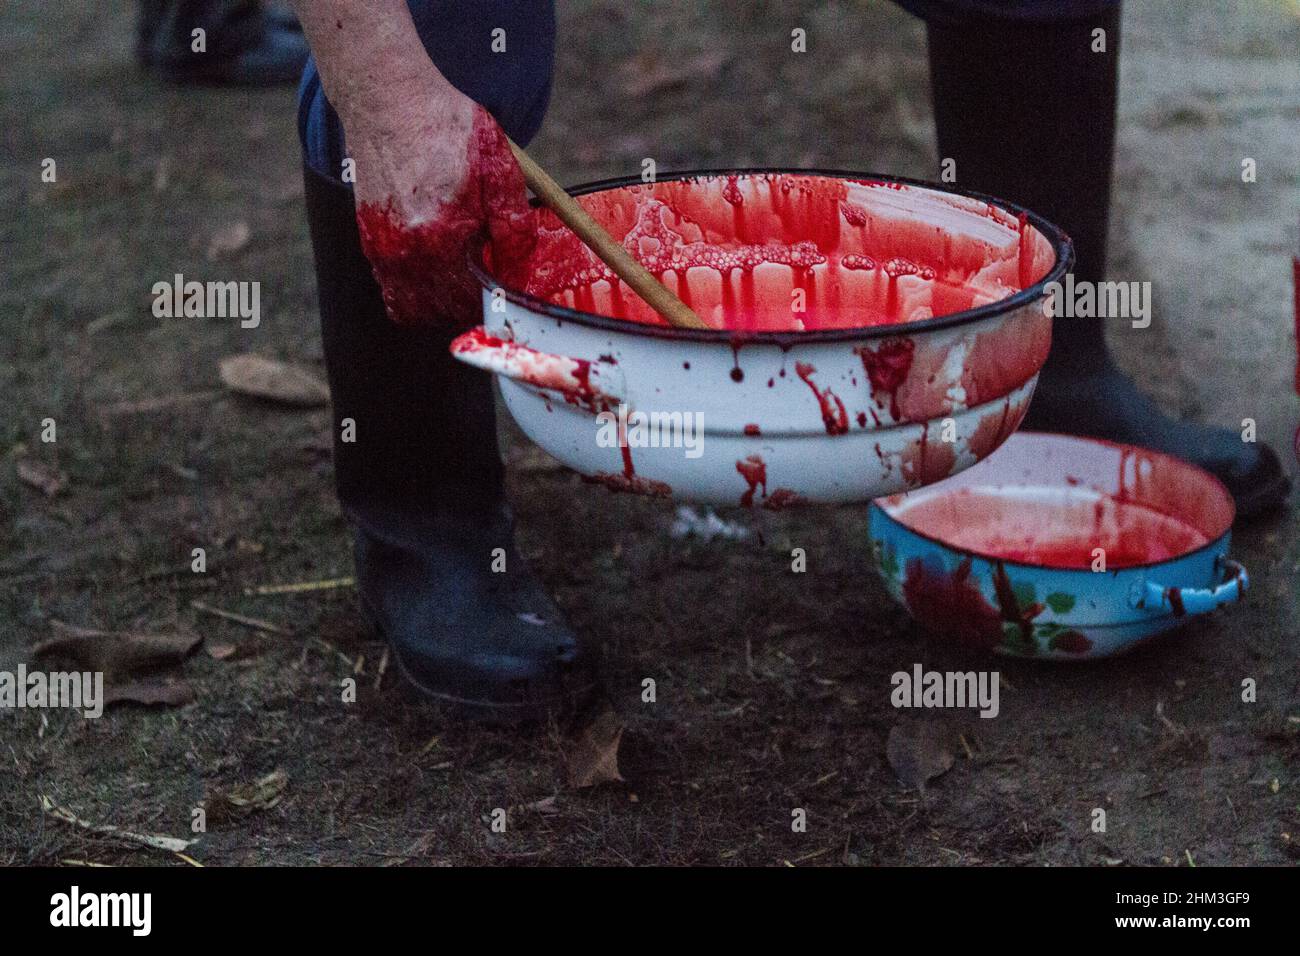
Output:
[743, 423, 762, 436]
[1049, 630, 1092, 654]
[763, 488, 801, 510]
[1016, 211, 1035, 290]
[451, 326, 609, 420]
[840, 201, 869, 227]
[511, 174, 1051, 333]
[583, 472, 672, 497]
[356, 108, 534, 329]
[723, 176, 744, 207]
[856, 338, 915, 420]
[736, 454, 767, 507]
[893, 487, 1210, 570]
[901, 422, 957, 487]
[966, 394, 1021, 462]
[794, 362, 848, 435]
[1291, 254, 1299, 395]
[901, 557, 1005, 650]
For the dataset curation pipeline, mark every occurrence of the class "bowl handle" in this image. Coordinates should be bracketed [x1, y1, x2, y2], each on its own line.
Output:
[450, 326, 626, 405]
[1138, 557, 1249, 617]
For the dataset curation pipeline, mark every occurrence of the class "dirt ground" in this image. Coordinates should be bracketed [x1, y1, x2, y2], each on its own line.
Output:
[2, 0, 1298, 866]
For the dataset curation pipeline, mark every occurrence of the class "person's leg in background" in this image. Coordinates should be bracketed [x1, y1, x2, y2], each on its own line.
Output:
[297, 3, 596, 721]
[906, 0, 1288, 517]
[137, 0, 307, 85]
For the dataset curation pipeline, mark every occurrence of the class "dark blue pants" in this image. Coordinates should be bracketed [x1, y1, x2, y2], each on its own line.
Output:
[298, 0, 1119, 177]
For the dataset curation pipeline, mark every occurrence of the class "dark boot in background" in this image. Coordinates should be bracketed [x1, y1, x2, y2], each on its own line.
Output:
[926, 7, 1289, 518]
[136, 0, 307, 86]
[303, 164, 598, 722]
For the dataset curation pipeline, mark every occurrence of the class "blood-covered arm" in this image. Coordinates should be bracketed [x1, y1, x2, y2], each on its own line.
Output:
[290, 0, 534, 328]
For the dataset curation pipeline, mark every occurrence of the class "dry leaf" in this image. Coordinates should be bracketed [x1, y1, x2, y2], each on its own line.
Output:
[40, 795, 195, 853]
[36, 621, 201, 683]
[17, 458, 68, 497]
[206, 220, 250, 260]
[566, 706, 625, 788]
[103, 678, 196, 708]
[523, 795, 561, 816]
[219, 354, 329, 407]
[886, 719, 956, 790]
[206, 642, 238, 661]
[205, 769, 288, 822]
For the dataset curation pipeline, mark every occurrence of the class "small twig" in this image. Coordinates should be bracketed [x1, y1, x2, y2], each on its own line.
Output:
[789, 846, 832, 864]
[190, 599, 291, 635]
[1154, 700, 1185, 736]
[244, 577, 355, 596]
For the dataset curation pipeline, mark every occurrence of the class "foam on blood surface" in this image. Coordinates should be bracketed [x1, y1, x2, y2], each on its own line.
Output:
[505, 173, 1056, 334]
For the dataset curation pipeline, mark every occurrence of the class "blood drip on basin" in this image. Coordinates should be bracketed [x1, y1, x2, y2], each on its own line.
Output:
[505, 173, 1057, 333]
[857, 338, 915, 422]
[794, 362, 848, 435]
[736, 454, 767, 507]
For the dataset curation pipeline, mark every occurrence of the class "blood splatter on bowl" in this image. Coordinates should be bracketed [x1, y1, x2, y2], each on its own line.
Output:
[452, 170, 1072, 506]
[869, 432, 1248, 659]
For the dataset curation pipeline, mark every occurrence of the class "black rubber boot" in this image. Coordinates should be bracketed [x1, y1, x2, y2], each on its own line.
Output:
[303, 163, 598, 721]
[137, 0, 308, 86]
[926, 7, 1289, 518]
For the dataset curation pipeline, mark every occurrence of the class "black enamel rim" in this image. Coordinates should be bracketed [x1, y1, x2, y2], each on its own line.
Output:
[468, 167, 1076, 344]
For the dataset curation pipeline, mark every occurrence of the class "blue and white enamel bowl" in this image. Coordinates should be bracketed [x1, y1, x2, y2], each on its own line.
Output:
[869, 432, 1247, 659]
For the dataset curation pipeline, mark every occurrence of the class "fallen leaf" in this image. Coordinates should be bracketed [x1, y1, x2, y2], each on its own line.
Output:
[35, 622, 201, 683]
[886, 719, 956, 790]
[206, 642, 238, 661]
[16, 458, 68, 497]
[219, 354, 329, 407]
[205, 769, 288, 822]
[523, 795, 561, 816]
[103, 678, 196, 708]
[40, 794, 195, 853]
[206, 220, 250, 260]
[566, 706, 625, 788]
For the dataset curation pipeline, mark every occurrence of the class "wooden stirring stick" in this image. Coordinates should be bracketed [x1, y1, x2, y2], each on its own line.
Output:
[508, 140, 710, 330]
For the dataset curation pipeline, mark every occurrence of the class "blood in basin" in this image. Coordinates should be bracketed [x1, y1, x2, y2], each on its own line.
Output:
[505, 173, 1058, 332]
[893, 487, 1211, 569]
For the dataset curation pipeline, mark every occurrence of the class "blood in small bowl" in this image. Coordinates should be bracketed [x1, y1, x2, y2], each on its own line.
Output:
[869, 432, 1248, 659]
